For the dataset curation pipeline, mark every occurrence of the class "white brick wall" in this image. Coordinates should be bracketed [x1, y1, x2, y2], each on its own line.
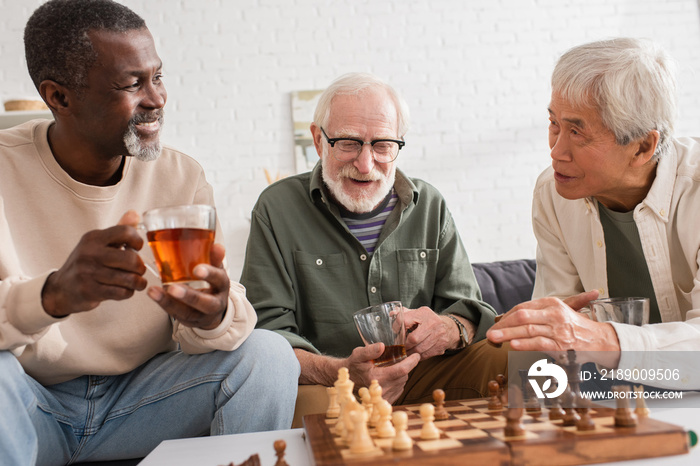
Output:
[2, 0, 700, 278]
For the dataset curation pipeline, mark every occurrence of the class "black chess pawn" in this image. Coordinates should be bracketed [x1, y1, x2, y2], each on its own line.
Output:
[560, 386, 580, 427]
[504, 386, 526, 437]
[487, 380, 503, 411]
[548, 395, 565, 421]
[613, 386, 638, 428]
[575, 394, 596, 431]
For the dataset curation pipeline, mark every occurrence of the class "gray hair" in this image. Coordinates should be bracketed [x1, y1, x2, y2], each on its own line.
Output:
[24, 0, 146, 92]
[552, 38, 677, 161]
[313, 72, 410, 138]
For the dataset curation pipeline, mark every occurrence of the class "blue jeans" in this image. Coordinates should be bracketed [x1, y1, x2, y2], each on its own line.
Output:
[0, 329, 299, 465]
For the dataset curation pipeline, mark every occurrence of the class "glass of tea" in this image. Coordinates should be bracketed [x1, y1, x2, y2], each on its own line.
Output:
[353, 301, 407, 367]
[140, 204, 216, 289]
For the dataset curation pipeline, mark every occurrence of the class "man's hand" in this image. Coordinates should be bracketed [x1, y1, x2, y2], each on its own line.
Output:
[345, 343, 420, 404]
[146, 242, 230, 330]
[403, 306, 464, 360]
[486, 291, 620, 354]
[41, 210, 148, 317]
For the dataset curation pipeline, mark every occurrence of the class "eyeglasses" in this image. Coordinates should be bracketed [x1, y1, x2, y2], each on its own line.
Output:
[320, 127, 405, 163]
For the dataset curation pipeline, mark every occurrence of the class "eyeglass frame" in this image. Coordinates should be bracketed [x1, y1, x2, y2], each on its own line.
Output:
[320, 127, 405, 163]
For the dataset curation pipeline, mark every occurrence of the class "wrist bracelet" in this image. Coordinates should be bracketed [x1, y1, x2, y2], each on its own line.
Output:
[447, 314, 470, 350]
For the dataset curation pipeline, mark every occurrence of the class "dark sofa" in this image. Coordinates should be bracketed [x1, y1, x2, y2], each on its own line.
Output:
[472, 258, 537, 314]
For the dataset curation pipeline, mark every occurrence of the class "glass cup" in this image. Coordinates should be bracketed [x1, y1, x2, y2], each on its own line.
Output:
[589, 297, 650, 326]
[353, 301, 407, 367]
[139, 204, 216, 289]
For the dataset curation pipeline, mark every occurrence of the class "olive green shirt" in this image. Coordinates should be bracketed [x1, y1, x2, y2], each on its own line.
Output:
[240, 163, 497, 357]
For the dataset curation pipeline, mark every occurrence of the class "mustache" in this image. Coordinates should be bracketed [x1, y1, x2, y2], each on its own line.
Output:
[338, 164, 381, 181]
[129, 110, 164, 126]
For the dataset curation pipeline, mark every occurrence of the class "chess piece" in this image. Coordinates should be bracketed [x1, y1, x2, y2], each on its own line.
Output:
[496, 373, 507, 398]
[520, 370, 542, 419]
[433, 389, 449, 420]
[326, 386, 340, 418]
[575, 395, 595, 432]
[342, 397, 362, 446]
[419, 403, 440, 440]
[392, 411, 413, 450]
[548, 395, 565, 421]
[376, 399, 396, 438]
[348, 408, 376, 454]
[561, 386, 581, 427]
[333, 368, 355, 437]
[634, 385, 650, 418]
[504, 386, 525, 437]
[487, 380, 503, 411]
[613, 385, 638, 427]
[273, 439, 289, 466]
[358, 387, 373, 420]
[368, 379, 383, 427]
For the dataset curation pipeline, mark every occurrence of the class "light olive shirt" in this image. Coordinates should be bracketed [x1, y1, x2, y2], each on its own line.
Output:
[240, 163, 496, 357]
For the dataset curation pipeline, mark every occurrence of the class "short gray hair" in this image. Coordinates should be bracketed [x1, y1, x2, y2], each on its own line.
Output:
[313, 72, 410, 137]
[24, 0, 146, 92]
[552, 38, 677, 161]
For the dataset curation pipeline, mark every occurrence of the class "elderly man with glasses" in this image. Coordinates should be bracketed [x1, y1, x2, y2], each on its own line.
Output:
[240, 72, 507, 408]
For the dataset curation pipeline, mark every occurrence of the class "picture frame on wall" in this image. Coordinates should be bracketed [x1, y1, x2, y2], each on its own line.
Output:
[291, 89, 323, 174]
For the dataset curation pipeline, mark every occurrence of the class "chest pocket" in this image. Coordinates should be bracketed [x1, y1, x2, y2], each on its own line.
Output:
[397, 249, 438, 308]
[293, 251, 349, 323]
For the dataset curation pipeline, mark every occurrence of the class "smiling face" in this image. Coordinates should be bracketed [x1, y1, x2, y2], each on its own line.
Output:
[547, 92, 654, 211]
[312, 88, 398, 213]
[72, 27, 166, 162]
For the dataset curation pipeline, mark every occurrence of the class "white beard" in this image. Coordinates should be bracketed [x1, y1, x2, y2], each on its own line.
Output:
[123, 115, 163, 162]
[321, 149, 396, 213]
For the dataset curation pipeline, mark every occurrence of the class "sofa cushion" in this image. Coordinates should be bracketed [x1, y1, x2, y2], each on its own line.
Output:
[472, 259, 536, 315]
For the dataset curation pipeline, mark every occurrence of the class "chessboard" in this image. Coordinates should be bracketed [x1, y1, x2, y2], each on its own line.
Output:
[302, 397, 690, 466]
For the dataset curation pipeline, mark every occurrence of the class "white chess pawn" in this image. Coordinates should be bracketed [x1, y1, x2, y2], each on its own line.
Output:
[368, 380, 382, 427]
[392, 411, 413, 450]
[420, 403, 440, 440]
[342, 397, 362, 446]
[376, 399, 396, 438]
[358, 387, 373, 420]
[348, 408, 375, 454]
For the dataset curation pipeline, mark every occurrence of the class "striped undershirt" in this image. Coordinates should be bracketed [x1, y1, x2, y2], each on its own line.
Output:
[340, 190, 398, 254]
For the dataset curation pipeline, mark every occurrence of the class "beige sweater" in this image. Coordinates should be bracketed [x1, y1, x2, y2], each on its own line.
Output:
[0, 120, 255, 385]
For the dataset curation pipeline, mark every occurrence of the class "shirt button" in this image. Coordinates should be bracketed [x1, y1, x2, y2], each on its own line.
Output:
[598, 288, 605, 295]
[370, 286, 377, 293]
[316, 259, 323, 266]
[360, 254, 367, 261]
[596, 240, 603, 248]
[659, 209, 666, 217]
[420, 251, 427, 259]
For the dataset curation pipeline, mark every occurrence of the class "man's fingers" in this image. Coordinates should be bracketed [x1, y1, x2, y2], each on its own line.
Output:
[117, 210, 141, 227]
[563, 290, 600, 310]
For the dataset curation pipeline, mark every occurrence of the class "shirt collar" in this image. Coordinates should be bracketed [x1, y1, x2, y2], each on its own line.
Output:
[636, 142, 677, 222]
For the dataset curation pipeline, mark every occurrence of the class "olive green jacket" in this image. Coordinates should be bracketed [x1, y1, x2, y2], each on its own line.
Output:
[240, 163, 496, 357]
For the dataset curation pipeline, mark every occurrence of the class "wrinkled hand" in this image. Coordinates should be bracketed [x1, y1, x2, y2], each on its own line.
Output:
[146, 242, 230, 330]
[345, 343, 420, 404]
[486, 290, 620, 353]
[42, 211, 148, 317]
[403, 306, 454, 360]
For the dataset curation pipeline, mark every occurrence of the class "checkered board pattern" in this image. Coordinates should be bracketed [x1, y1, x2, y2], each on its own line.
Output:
[302, 398, 690, 465]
